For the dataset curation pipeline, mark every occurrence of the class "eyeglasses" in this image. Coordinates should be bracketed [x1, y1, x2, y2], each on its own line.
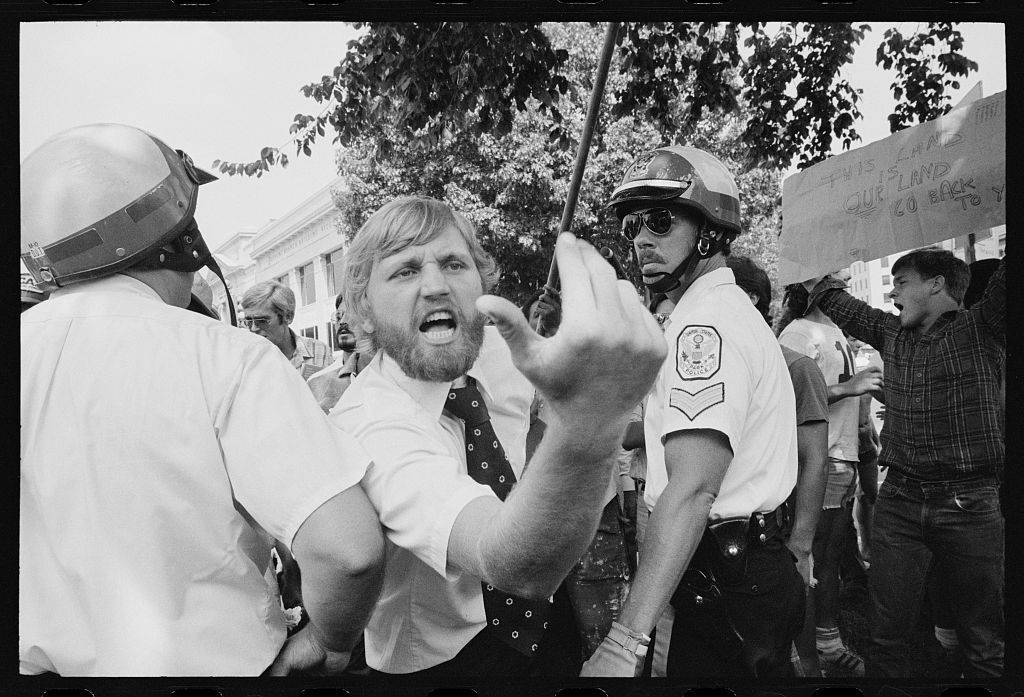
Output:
[621, 208, 675, 241]
[240, 316, 274, 330]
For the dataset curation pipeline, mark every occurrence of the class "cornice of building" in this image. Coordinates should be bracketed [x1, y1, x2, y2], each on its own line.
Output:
[249, 176, 345, 259]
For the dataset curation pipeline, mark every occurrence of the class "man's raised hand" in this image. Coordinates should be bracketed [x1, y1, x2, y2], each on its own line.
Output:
[476, 233, 666, 430]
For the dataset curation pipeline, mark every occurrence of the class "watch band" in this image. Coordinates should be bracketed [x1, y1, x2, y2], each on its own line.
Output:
[607, 620, 651, 658]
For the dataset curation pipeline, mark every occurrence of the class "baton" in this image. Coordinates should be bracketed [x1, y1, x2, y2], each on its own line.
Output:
[536, 21, 621, 337]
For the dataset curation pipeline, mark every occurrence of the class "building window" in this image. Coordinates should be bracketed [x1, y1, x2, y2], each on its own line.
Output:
[297, 262, 315, 306]
[325, 250, 345, 298]
[882, 256, 890, 268]
[882, 274, 891, 287]
[301, 326, 318, 340]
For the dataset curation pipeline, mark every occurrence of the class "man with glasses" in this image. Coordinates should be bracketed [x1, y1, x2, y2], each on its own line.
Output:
[582, 147, 803, 678]
[240, 280, 333, 380]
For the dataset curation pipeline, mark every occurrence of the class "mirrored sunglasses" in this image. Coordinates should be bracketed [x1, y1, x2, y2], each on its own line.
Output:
[621, 207, 675, 241]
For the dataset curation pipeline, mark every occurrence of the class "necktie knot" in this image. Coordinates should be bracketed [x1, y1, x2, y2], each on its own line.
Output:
[446, 379, 490, 426]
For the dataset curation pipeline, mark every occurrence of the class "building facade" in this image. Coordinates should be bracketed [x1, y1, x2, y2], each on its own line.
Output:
[204, 177, 351, 350]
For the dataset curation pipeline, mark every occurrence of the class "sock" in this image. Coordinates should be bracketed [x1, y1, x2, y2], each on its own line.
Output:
[816, 626, 844, 654]
[934, 626, 959, 652]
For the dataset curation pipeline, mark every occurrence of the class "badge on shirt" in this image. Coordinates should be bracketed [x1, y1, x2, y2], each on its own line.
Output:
[676, 325, 721, 380]
[669, 384, 726, 420]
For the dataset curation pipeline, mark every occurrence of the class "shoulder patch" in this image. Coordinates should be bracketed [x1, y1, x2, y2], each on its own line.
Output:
[669, 384, 725, 420]
[675, 325, 722, 380]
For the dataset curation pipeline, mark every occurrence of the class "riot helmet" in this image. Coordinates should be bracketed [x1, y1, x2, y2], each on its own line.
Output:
[20, 123, 236, 324]
[609, 146, 741, 294]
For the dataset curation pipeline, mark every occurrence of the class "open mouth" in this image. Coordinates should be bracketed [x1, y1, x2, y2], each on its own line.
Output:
[419, 310, 458, 343]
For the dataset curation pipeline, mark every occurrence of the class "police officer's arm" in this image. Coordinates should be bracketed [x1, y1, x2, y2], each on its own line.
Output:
[615, 428, 732, 636]
[447, 234, 666, 599]
[269, 486, 386, 675]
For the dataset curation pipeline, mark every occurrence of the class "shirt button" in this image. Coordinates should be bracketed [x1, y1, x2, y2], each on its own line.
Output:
[916, 372, 923, 378]
[751, 584, 759, 593]
[759, 533, 767, 543]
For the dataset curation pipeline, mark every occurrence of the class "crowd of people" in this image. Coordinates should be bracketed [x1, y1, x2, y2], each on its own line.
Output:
[20, 124, 1005, 681]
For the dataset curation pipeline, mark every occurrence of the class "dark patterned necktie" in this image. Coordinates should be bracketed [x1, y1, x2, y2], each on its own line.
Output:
[446, 377, 551, 657]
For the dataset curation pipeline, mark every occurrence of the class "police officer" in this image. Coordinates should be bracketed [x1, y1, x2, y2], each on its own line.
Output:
[581, 146, 803, 678]
[20, 124, 384, 676]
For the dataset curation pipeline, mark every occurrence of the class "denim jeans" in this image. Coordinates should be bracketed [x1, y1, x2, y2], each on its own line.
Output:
[866, 471, 1004, 678]
[565, 496, 632, 660]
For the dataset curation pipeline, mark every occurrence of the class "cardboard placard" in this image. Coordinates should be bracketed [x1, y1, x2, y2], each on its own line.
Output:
[779, 91, 1005, 285]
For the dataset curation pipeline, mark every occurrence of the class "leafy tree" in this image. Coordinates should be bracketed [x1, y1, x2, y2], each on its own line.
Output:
[212, 21, 976, 306]
[214, 21, 978, 177]
[875, 22, 979, 132]
[326, 23, 786, 305]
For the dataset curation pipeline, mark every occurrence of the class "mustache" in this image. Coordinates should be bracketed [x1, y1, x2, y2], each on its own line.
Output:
[637, 251, 666, 265]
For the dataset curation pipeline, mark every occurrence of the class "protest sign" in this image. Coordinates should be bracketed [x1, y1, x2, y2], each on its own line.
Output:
[779, 90, 1005, 285]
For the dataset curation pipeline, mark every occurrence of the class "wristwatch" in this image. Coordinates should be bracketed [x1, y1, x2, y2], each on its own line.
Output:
[606, 620, 651, 658]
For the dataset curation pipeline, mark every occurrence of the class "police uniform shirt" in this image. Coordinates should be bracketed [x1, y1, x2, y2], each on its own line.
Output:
[643, 267, 798, 519]
[331, 326, 534, 674]
[20, 274, 371, 676]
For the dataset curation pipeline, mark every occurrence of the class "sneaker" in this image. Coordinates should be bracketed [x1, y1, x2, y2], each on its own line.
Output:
[818, 645, 865, 678]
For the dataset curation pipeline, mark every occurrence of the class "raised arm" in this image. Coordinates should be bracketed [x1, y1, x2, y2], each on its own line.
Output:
[971, 256, 1005, 346]
[804, 276, 897, 352]
[447, 233, 666, 598]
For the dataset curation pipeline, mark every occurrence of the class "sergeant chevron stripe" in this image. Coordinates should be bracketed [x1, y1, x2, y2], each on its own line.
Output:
[669, 383, 725, 420]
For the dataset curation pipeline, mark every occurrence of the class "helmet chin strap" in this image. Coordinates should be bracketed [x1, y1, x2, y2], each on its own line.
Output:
[643, 221, 719, 296]
[151, 219, 238, 327]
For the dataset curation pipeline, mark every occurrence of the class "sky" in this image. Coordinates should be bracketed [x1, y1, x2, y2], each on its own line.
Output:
[20, 21, 1006, 253]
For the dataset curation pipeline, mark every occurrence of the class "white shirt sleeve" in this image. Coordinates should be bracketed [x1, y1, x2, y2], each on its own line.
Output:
[214, 342, 372, 549]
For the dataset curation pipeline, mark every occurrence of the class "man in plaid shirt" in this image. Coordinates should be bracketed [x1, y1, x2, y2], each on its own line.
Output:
[804, 248, 1005, 678]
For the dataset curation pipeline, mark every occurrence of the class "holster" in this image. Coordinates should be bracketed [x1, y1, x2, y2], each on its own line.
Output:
[706, 515, 751, 587]
[667, 519, 748, 659]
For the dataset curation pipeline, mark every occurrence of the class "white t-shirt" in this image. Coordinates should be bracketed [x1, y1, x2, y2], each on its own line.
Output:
[779, 316, 860, 462]
[331, 326, 534, 673]
[644, 268, 798, 519]
[20, 275, 370, 676]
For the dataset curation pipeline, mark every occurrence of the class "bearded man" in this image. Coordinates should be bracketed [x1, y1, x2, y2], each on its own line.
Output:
[330, 196, 666, 676]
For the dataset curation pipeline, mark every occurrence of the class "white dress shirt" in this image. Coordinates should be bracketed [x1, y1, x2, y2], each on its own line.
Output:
[644, 268, 798, 519]
[20, 274, 370, 676]
[331, 326, 533, 673]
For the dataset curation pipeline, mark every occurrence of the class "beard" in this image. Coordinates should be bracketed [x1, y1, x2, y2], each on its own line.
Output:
[372, 304, 487, 382]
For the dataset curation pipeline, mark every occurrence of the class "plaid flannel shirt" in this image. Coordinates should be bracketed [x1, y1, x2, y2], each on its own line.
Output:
[809, 258, 1005, 482]
[290, 330, 334, 381]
